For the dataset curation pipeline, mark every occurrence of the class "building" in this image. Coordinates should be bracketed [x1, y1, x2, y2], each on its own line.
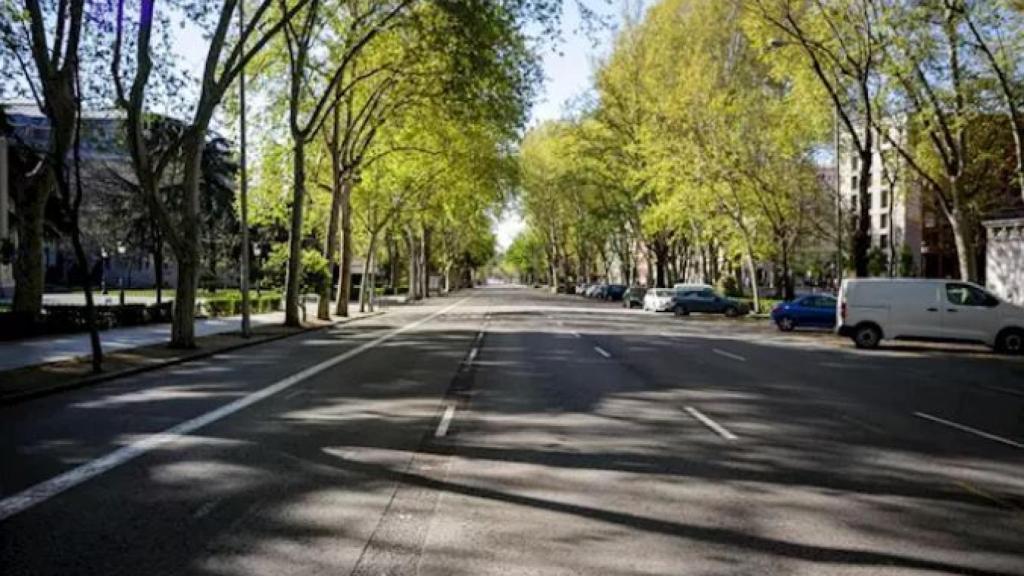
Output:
[1, 102, 239, 295]
[836, 124, 923, 275]
[985, 218, 1024, 305]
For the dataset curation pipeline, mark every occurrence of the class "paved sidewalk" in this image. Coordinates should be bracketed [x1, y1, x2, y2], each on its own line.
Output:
[0, 304, 375, 372]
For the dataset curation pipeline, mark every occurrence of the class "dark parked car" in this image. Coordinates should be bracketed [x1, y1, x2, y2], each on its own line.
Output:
[771, 295, 837, 331]
[588, 284, 609, 299]
[604, 284, 627, 301]
[672, 288, 748, 317]
[622, 286, 646, 308]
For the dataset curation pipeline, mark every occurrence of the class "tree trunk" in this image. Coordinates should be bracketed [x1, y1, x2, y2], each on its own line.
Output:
[319, 173, 342, 320]
[948, 208, 978, 282]
[335, 178, 353, 316]
[421, 227, 431, 298]
[70, 226, 102, 372]
[12, 186, 48, 316]
[284, 138, 306, 326]
[359, 232, 378, 313]
[154, 237, 163, 305]
[407, 228, 418, 300]
[169, 133, 204, 349]
[852, 149, 872, 277]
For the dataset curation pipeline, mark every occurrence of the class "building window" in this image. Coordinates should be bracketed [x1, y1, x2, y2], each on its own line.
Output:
[880, 214, 889, 229]
[851, 176, 858, 191]
[851, 156, 858, 170]
[879, 234, 888, 249]
[881, 188, 889, 208]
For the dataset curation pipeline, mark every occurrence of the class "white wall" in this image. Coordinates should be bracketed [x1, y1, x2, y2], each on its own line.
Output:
[985, 219, 1024, 306]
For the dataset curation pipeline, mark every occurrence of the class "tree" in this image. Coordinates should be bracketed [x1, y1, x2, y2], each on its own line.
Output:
[110, 0, 310, 347]
[749, 0, 884, 278]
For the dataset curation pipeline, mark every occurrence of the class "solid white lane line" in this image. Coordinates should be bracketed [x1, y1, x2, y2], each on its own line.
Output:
[0, 298, 471, 523]
[712, 348, 746, 362]
[684, 406, 739, 441]
[435, 405, 456, 438]
[913, 411, 1024, 450]
[594, 346, 611, 358]
[468, 347, 479, 364]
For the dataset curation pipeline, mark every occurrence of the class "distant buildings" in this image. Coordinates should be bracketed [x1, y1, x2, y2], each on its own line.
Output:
[836, 124, 923, 275]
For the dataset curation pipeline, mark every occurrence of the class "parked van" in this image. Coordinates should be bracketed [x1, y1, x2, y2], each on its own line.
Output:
[672, 283, 713, 292]
[837, 279, 1024, 353]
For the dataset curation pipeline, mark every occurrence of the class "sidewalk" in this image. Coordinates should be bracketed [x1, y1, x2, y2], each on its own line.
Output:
[0, 303, 365, 372]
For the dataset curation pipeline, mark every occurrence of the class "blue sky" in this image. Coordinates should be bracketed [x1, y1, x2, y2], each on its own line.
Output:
[495, 2, 620, 249]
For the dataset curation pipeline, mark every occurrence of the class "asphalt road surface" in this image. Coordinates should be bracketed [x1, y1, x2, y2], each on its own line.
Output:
[2, 286, 1023, 575]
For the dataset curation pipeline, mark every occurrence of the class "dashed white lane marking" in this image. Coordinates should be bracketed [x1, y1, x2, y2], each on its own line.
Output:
[913, 411, 1024, 450]
[712, 348, 746, 362]
[0, 298, 471, 523]
[684, 406, 739, 441]
[435, 405, 456, 437]
[468, 347, 479, 364]
[594, 346, 612, 358]
[571, 331, 581, 339]
[475, 331, 484, 344]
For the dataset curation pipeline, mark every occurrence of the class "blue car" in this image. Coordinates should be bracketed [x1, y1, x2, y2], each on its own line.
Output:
[771, 295, 837, 331]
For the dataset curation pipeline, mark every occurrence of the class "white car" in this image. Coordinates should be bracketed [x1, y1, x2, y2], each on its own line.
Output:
[643, 288, 676, 312]
[837, 278, 1024, 353]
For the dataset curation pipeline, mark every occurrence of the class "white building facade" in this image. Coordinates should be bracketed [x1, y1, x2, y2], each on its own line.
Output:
[984, 218, 1024, 306]
[836, 125, 923, 273]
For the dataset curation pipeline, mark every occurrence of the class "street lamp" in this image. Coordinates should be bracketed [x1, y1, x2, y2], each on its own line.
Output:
[117, 243, 126, 305]
[252, 243, 262, 298]
[101, 248, 109, 294]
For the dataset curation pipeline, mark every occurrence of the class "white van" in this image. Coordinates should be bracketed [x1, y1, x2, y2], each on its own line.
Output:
[837, 279, 1024, 353]
[672, 283, 713, 292]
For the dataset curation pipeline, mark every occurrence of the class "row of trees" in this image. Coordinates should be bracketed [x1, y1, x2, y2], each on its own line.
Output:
[509, 0, 1024, 309]
[1, 0, 548, 369]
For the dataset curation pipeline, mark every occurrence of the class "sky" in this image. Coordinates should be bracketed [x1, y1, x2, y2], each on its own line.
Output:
[494, 2, 620, 250]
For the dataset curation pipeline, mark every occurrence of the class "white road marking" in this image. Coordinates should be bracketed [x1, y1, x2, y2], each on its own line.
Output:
[572, 332, 581, 339]
[475, 331, 484, 344]
[712, 348, 746, 362]
[0, 298, 471, 523]
[913, 411, 1024, 450]
[467, 347, 479, 364]
[684, 406, 739, 441]
[594, 346, 611, 358]
[435, 405, 456, 437]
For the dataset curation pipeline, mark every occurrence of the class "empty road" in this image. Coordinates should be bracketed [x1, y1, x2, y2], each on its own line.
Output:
[2, 286, 1022, 575]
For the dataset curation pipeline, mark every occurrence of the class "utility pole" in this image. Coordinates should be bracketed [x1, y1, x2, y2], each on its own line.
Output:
[238, 0, 252, 337]
[834, 98, 843, 289]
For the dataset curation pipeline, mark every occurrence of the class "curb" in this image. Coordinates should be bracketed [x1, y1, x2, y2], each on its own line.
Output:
[0, 310, 386, 406]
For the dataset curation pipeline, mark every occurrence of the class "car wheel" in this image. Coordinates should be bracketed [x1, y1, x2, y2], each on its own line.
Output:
[777, 317, 795, 332]
[724, 306, 738, 318]
[996, 328, 1024, 355]
[853, 324, 882, 349]
[674, 305, 689, 317]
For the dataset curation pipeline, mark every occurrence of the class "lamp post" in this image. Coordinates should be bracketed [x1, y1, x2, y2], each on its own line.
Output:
[101, 248, 109, 294]
[117, 243, 126, 305]
[253, 243, 262, 298]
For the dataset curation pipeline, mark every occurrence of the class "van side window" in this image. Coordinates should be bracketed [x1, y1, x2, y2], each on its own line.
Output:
[945, 284, 996, 307]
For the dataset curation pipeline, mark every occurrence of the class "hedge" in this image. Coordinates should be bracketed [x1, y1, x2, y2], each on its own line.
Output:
[198, 294, 282, 318]
[0, 301, 175, 340]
